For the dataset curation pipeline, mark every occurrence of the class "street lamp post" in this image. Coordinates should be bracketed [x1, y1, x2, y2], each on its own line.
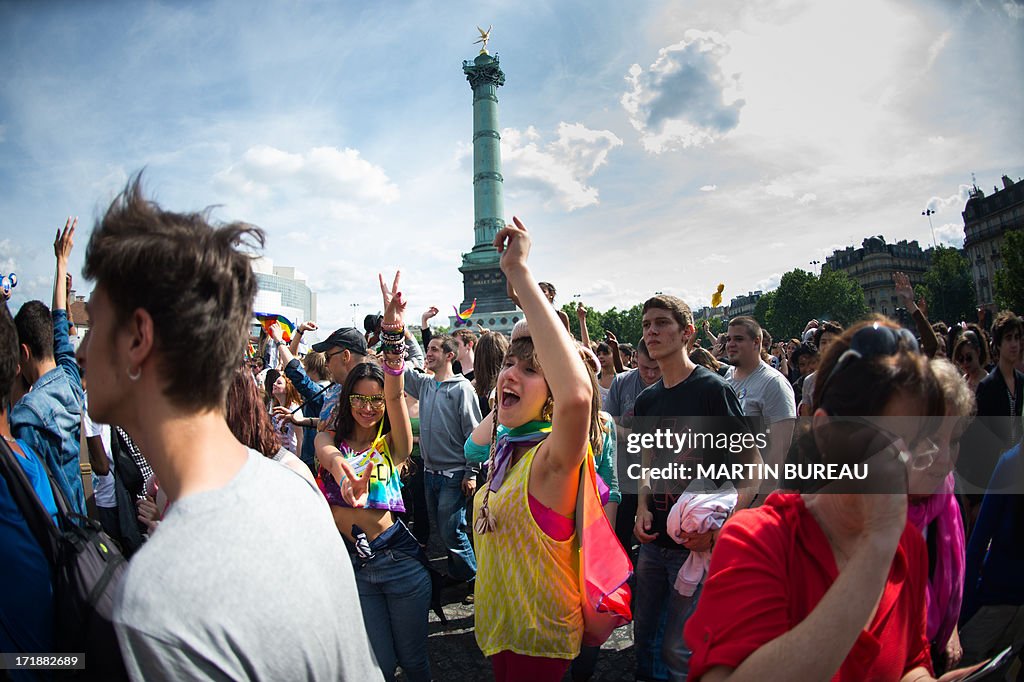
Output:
[810, 260, 821, 275]
[922, 209, 938, 249]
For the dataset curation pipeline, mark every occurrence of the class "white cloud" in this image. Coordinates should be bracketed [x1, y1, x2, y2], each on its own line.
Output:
[467, 122, 622, 212]
[1003, 1, 1024, 20]
[705, 253, 730, 263]
[797, 193, 817, 205]
[214, 145, 399, 207]
[765, 182, 794, 198]
[925, 184, 972, 214]
[934, 222, 965, 248]
[700, 184, 718, 192]
[622, 30, 745, 153]
[754, 273, 782, 292]
[925, 31, 952, 71]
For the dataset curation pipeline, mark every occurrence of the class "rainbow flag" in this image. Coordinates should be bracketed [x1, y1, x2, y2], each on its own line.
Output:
[453, 299, 477, 327]
[245, 341, 257, 359]
[254, 312, 295, 342]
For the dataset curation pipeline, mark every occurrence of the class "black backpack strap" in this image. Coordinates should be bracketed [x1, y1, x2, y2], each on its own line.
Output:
[0, 437, 60, 567]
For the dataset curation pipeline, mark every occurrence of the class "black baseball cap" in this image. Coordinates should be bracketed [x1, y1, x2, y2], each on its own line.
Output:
[311, 327, 368, 356]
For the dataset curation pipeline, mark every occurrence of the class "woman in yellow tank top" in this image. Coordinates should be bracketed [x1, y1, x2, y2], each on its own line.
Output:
[469, 217, 604, 682]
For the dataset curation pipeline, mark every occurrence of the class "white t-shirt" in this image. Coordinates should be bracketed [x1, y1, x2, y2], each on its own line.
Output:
[271, 402, 300, 455]
[725, 360, 797, 424]
[83, 392, 116, 508]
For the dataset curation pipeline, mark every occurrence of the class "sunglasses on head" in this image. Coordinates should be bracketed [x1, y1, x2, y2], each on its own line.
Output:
[818, 323, 919, 403]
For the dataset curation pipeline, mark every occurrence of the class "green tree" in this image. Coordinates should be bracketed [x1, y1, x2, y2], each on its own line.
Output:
[750, 268, 867, 341]
[994, 230, 1024, 313]
[918, 246, 976, 326]
[810, 268, 869, 329]
[752, 290, 777, 333]
[761, 270, 817, 340]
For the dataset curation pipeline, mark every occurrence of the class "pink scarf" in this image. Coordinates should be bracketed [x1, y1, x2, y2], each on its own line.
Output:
[906, 474, 965, 649]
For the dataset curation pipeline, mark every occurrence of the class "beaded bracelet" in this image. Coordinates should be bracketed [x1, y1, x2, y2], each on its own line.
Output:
[380, 321, 404, 332]
[380, 329, 405, 341]
[383, 359, 405, 376]
[380, 344, 406, 356]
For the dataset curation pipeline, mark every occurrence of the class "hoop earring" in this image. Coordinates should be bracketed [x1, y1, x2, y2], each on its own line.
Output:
[541, 396, 554, 422]
[127, 366, 141, 382]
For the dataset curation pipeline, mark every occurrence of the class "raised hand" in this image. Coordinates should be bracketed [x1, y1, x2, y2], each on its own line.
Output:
[338, 457, 375, 508]
[576, 302, 587, 320]
[379, 271, 406, 326]
[267, 321, 284, 344]
[297, 321, 318, 334]
[892, 272, 916, 312]
[493, 216, 531, 274]
[421, 306, 439, 327]
[54, 216, 76, 264]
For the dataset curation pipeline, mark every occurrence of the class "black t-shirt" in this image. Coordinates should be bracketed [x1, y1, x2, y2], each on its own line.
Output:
[633, 365, 750, 549]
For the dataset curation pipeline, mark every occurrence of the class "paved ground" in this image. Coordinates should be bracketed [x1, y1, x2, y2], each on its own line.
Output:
[418, 530, 639, 681]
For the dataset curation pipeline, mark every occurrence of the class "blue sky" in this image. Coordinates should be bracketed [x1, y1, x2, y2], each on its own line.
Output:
[2, 0, 1022, 332]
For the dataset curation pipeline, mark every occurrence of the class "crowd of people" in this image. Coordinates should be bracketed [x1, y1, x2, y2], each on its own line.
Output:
[1, 177, 1022, 682]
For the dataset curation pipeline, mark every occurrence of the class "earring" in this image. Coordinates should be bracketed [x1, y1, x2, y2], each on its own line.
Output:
[541, 396, 554, 422]
[127, 366, 141, 381]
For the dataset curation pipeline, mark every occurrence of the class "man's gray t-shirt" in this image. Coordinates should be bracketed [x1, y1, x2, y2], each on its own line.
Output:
[114, 450, 382, 681]
[725, 360, 797, 424]
[604, 369, 649, 421]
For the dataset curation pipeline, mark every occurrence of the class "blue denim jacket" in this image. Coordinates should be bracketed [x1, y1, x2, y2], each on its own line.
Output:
[283, 359, 331, 469]
[10, 309, 86, 517]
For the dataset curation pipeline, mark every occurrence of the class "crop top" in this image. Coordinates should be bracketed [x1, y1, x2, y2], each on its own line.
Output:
[317, 434, 406, 513]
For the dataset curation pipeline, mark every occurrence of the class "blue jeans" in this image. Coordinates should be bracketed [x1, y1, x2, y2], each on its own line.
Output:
[633, 544, 703, 681]
[425, 471, 477, 582]
[348, 522, 432, 682]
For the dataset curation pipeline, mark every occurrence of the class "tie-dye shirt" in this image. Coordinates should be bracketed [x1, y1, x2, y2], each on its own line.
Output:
[317, 435, 405, 513]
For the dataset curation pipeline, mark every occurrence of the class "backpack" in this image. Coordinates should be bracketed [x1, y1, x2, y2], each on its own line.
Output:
[0, 438, 128, 680]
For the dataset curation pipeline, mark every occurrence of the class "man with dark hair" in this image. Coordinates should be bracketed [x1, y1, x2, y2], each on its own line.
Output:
[725, 316, 795, 489]
[632, 295, 760, 681]
[789, 341, 819, 408]
[452, 328, 477, 381]
[969, 311, 1024, 488]
[11, 219, 86, 517]
[81, 177, 381, 680]
[404, 334, 482, 586]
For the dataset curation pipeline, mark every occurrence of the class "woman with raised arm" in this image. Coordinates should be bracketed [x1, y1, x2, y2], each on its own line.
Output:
[470, 217, 600, 681]
[312, 272, 430, 682]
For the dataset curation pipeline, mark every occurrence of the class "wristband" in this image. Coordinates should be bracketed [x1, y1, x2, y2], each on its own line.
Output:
[383, 359, 405, 376]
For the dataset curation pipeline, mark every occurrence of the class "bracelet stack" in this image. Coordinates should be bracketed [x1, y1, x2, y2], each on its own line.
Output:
[379, 325, 406, 358]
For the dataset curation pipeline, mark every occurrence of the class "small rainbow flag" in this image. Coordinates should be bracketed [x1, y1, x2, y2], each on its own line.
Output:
[246, 341, 257, 359]
[453, 298, 477, 327]
[254, 312, 295, 342]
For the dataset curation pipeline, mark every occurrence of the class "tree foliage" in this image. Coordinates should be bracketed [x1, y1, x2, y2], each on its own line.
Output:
[994, 230, 1024, 314]
[753, 268, 868, 340]
[918, 246, 977, 326]
[560, 302, 646, 348]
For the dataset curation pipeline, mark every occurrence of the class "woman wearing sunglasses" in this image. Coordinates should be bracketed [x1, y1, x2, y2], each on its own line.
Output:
[951, 328, 989, 393]
[685, 319, 983, 681]
[315, 272, 431, 682]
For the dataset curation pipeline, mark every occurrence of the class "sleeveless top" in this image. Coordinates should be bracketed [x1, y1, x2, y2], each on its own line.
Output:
[317, 423, 405, 512]
[473, 443, 582, 659]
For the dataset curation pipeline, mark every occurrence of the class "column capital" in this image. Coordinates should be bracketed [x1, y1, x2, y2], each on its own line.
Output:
[463, 54, 506, 89]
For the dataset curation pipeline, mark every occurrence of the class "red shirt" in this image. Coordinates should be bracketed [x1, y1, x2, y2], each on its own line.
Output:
[685, 493, 932, 681]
